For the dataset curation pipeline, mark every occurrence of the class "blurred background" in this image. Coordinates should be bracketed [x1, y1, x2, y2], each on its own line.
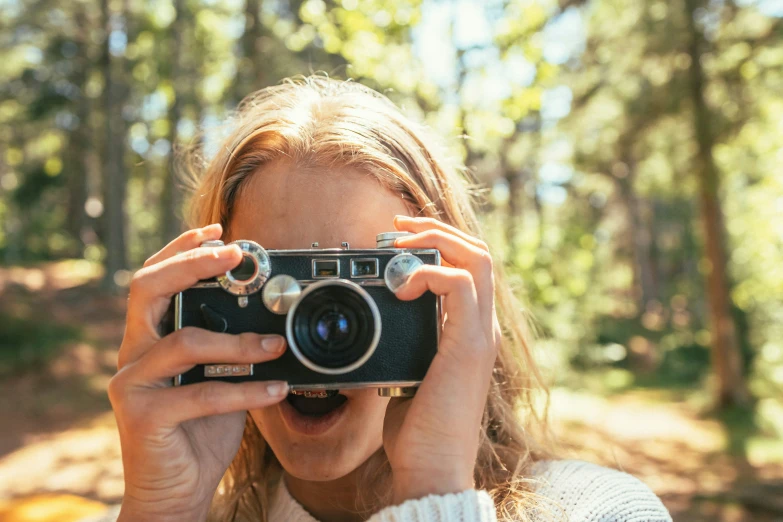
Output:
[0, 0, 782, 520]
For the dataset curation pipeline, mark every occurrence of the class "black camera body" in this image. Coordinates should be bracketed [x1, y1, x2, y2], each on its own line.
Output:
[167, 233, 441, 396]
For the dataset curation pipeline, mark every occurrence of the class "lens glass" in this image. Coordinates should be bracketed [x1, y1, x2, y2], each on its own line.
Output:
[291, 283, 379, 372]
[315, 311, 351, 343]
[230, 254, 256, 281]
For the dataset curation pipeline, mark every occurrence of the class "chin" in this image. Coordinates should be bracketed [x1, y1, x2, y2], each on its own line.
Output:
[249, 387, 389, 481]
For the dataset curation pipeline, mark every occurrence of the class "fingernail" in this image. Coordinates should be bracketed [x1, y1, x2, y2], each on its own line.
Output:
[203, 223, 222, 233]
[266, 381, 288, 396]
[395, 215, 412, 223]
[261, 336, 284, 353]
[391, 280, 408, 294]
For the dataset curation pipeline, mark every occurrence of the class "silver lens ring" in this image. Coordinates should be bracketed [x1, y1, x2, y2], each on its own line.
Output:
[285, 279, 382, 375]
[217, 240, 271, 296]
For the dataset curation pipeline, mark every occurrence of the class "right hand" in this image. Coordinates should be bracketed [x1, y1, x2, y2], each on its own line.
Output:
[108, 224, 290, 522]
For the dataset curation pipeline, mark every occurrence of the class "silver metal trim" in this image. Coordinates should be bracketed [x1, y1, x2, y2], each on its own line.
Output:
[288, 380, 420, 391]
[350, 258, 379, 278]
[434, 250, 442, 348]
[312, 258, 340, 279]
[377, 386, 419, 397]
[190, 278, 388, 288]
[217, 240, 271, 296]
[384, 253, 425, 292]
[204, 364, 253, 377]
[285, 279, 382, 376]
[262, 274, 302, 314]
[173, 292, 183, 386]
[174, 292, 183, 331]
[376, 231, 414, 243]
[192, 281, 221, 288]
[266, 248, 440, 256]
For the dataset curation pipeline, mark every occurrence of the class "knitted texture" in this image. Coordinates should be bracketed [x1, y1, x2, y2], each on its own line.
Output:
[529, 460, 671, 522]
[366, 490, 496, 522]
[84, 459, 672, 521]
[268, 460, 671, 522]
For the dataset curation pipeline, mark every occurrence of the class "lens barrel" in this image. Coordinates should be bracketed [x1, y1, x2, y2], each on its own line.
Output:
[286, 280, 381, 375]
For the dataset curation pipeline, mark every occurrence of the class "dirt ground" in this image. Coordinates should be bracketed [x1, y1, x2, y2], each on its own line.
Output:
[1, 262, 781, 522]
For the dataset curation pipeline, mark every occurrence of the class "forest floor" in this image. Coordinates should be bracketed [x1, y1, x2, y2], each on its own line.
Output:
[0, 262, 781, 522]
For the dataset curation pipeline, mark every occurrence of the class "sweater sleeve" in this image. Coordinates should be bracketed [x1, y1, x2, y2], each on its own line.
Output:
[530, 460, 672, 522]
[366, 489, 497, 522]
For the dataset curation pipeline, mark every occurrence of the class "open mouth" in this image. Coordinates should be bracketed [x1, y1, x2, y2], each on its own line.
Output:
[286, 390, 347, 417]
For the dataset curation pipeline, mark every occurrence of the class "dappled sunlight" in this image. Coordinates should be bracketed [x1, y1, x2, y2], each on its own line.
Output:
[0, 412, 123, 503]
[0, 494, 108, 522]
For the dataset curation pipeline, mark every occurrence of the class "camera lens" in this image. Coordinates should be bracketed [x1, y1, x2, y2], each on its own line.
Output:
[287, 280, 381, 375]
[315, 311, 351, 344]
[230, 254, 257, 281]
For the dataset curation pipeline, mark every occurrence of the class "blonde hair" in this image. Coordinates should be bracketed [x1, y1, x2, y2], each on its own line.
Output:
[182, 75, 554, 521]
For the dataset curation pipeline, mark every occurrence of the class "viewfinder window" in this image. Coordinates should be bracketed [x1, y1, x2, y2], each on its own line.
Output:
[313, 259, 340, 278]
[351, 259, 379, 278]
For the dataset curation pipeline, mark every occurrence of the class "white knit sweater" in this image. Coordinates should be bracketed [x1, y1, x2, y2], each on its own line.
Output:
[85, 459, 671, 521]
[268, 460, 672, 522]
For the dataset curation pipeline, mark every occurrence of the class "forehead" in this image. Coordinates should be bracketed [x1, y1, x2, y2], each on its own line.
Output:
[226, 161, 412, 250]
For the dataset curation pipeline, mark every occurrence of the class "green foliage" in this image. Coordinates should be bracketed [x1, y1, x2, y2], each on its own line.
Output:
[0, 310, 82, 376]
[0, 0, 781, 439]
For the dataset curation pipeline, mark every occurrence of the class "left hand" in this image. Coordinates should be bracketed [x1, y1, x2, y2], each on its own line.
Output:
[382, 215, 501, 505]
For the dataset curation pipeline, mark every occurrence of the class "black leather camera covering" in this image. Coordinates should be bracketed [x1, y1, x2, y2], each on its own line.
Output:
[168, 250, 440, 387]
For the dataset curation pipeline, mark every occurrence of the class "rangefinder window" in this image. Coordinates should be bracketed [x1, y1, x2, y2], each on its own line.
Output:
[350, 258, 379, 278]
[313, 259, 340, 278]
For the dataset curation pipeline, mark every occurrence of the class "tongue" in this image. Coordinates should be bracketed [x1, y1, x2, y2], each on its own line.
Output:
[287, 393, 347, 416]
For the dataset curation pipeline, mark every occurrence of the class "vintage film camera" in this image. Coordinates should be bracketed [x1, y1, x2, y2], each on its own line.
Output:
[166, 232, 441, 397]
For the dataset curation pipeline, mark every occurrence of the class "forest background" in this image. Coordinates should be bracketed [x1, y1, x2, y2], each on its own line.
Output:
[0, 0, 782, 520]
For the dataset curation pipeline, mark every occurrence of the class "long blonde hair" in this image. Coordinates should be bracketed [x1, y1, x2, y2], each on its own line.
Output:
[183, 75, 554, 521]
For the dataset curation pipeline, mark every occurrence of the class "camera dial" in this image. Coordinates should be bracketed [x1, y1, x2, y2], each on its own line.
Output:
[384, 253, 424, 293]
[262, 274, 302, 314]
[217, 240, 271, 296]
[376, 231, 413, 249]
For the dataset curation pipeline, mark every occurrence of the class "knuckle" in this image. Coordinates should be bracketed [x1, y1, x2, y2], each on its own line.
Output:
[196, 383, 222, 416]
[107, 372, 127, 406]
[182, 248, 202, 263]
[475, 239, 490, 252]
[426, 229, 447, 241]
[175, 327, 203, 353]
[454, 269, 474, 288]
[475, 248, 494, 276]
[128, 269, 148, 295]
[235, 333, 257, 359]
[184, 228, 204, 243]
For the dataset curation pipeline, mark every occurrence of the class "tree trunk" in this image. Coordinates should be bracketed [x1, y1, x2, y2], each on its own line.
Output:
[684, 0, 748, 407]
[101, 0, 129, 291]
[234, 0, 265, 104]
[65, 6, 92, 255]
[161, 0, 187, 245]
[615, 170, 657, 310]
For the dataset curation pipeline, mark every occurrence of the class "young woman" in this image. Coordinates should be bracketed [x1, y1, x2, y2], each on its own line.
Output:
[108, 76, 671, 522]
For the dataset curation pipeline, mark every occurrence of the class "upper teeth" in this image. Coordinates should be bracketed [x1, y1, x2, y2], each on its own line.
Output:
[291, 390, 334, 398]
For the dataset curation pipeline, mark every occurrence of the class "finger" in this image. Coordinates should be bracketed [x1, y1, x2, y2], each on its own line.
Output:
[121, 244, 243, 362]
[393, 215, 489, 252]
[158, 380, 289, 427]
[120, 328, 286, 377]
[143, 223, 224, 268]
[393, 228, 495, 347]
[392, 265, 485, 357]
